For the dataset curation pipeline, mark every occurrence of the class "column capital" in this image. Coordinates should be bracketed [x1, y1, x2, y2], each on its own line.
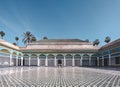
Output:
[36, 54, 40, 57]
[88, 54, 93, 57]
[45, 54, 49, 57]
[28, 54, 32, 57]
[62, 54, 67, 57]
[79, 54, 84, 57]
[10, 50, 13, 54]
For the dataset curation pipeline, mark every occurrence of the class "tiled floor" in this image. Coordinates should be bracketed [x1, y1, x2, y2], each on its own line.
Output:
[0, 67, 120, 87]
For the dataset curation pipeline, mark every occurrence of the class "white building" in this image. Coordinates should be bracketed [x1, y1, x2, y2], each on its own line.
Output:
[0, 38, 120, 67]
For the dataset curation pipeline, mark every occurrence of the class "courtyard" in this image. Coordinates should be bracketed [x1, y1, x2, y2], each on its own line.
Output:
[0, 67, 120, 87]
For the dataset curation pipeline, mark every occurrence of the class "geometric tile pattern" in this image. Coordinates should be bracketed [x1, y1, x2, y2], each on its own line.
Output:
[0, 67, 120, 87]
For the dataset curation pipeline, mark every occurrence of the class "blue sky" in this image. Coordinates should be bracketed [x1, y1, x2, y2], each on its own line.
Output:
[0, 0, 120, 46]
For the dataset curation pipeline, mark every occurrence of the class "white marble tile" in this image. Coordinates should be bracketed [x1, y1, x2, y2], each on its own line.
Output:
[0, 67, 119, 87]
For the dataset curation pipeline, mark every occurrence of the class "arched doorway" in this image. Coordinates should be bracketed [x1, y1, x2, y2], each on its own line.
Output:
[31, 54, 37, 66]
[40, 54, 45, 66]
[91, 54, 97, 66]
[56, 54, 64, 67]
[48, 54, 54, 67]
[12, 52, 17, 66]
[74, 54, 81, 66]
[66, 54, 72, 66]
[23, 54, 29, 66]
[83, 54, 89, 66]
[58, 59, 62, 64]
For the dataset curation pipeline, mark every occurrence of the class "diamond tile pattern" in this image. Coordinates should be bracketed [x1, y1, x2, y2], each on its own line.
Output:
[0, 67, 120, 87]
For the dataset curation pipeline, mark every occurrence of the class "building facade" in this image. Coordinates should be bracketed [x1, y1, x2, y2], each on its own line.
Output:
[0, 38, 120, 67]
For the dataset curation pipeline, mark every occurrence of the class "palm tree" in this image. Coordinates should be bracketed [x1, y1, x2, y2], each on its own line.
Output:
[22, 31, 36, 45]
[0, 31, 5, 39]
[15, 37, 19, 45]
[95, 39, 100, 45]
[105, 36, 111, 43]
[93, 39, 100, 46]
[31, 36, 37, 42]
[43, 36, 48, 39]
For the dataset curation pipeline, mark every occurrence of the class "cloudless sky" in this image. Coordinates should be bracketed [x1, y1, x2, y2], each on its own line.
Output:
[0, 0, 120, 46]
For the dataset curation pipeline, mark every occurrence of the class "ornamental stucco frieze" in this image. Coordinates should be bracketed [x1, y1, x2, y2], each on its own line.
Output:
[25, 44, 100, 50]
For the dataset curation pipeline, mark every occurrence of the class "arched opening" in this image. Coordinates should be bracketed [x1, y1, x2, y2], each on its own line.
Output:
[74, 54, 81, 66]
[56, 54, 64, 67]
[101, 52, 109, 66]
[91, 54, 97, 66]
[31, 54, 37, 66]
[23, 54, 29, 66]
[12, 52, 17, 66]
[18, 53, 22, 66]
[66, 54, 72, 66]
[40, 54, 45, 66]
[99, 56, 102, 67]
[83, 54, 89, 66]
[0, 49, 10, 66]
[104, 54, 109, 66]
[48, 54, 54, 67]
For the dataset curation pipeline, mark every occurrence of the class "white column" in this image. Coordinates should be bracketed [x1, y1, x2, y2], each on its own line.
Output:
[89, 54, 92, 66]
[28, 54, 31, 66]
[97, 57, 99, 67]
[21, 56, 23, 66]
[45, 54, 48, 66]
[37, 54, 40, 66]
[108, 53, 111, 66]
[16, 55, 18, 66]
[80, 54, 83, 66]
[9, 52, 13, 66]
[102, 55, 104, 66]
[54, 54, 57, 67]
[63, 54, 66, 67]
[72, 54, 75, 67]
